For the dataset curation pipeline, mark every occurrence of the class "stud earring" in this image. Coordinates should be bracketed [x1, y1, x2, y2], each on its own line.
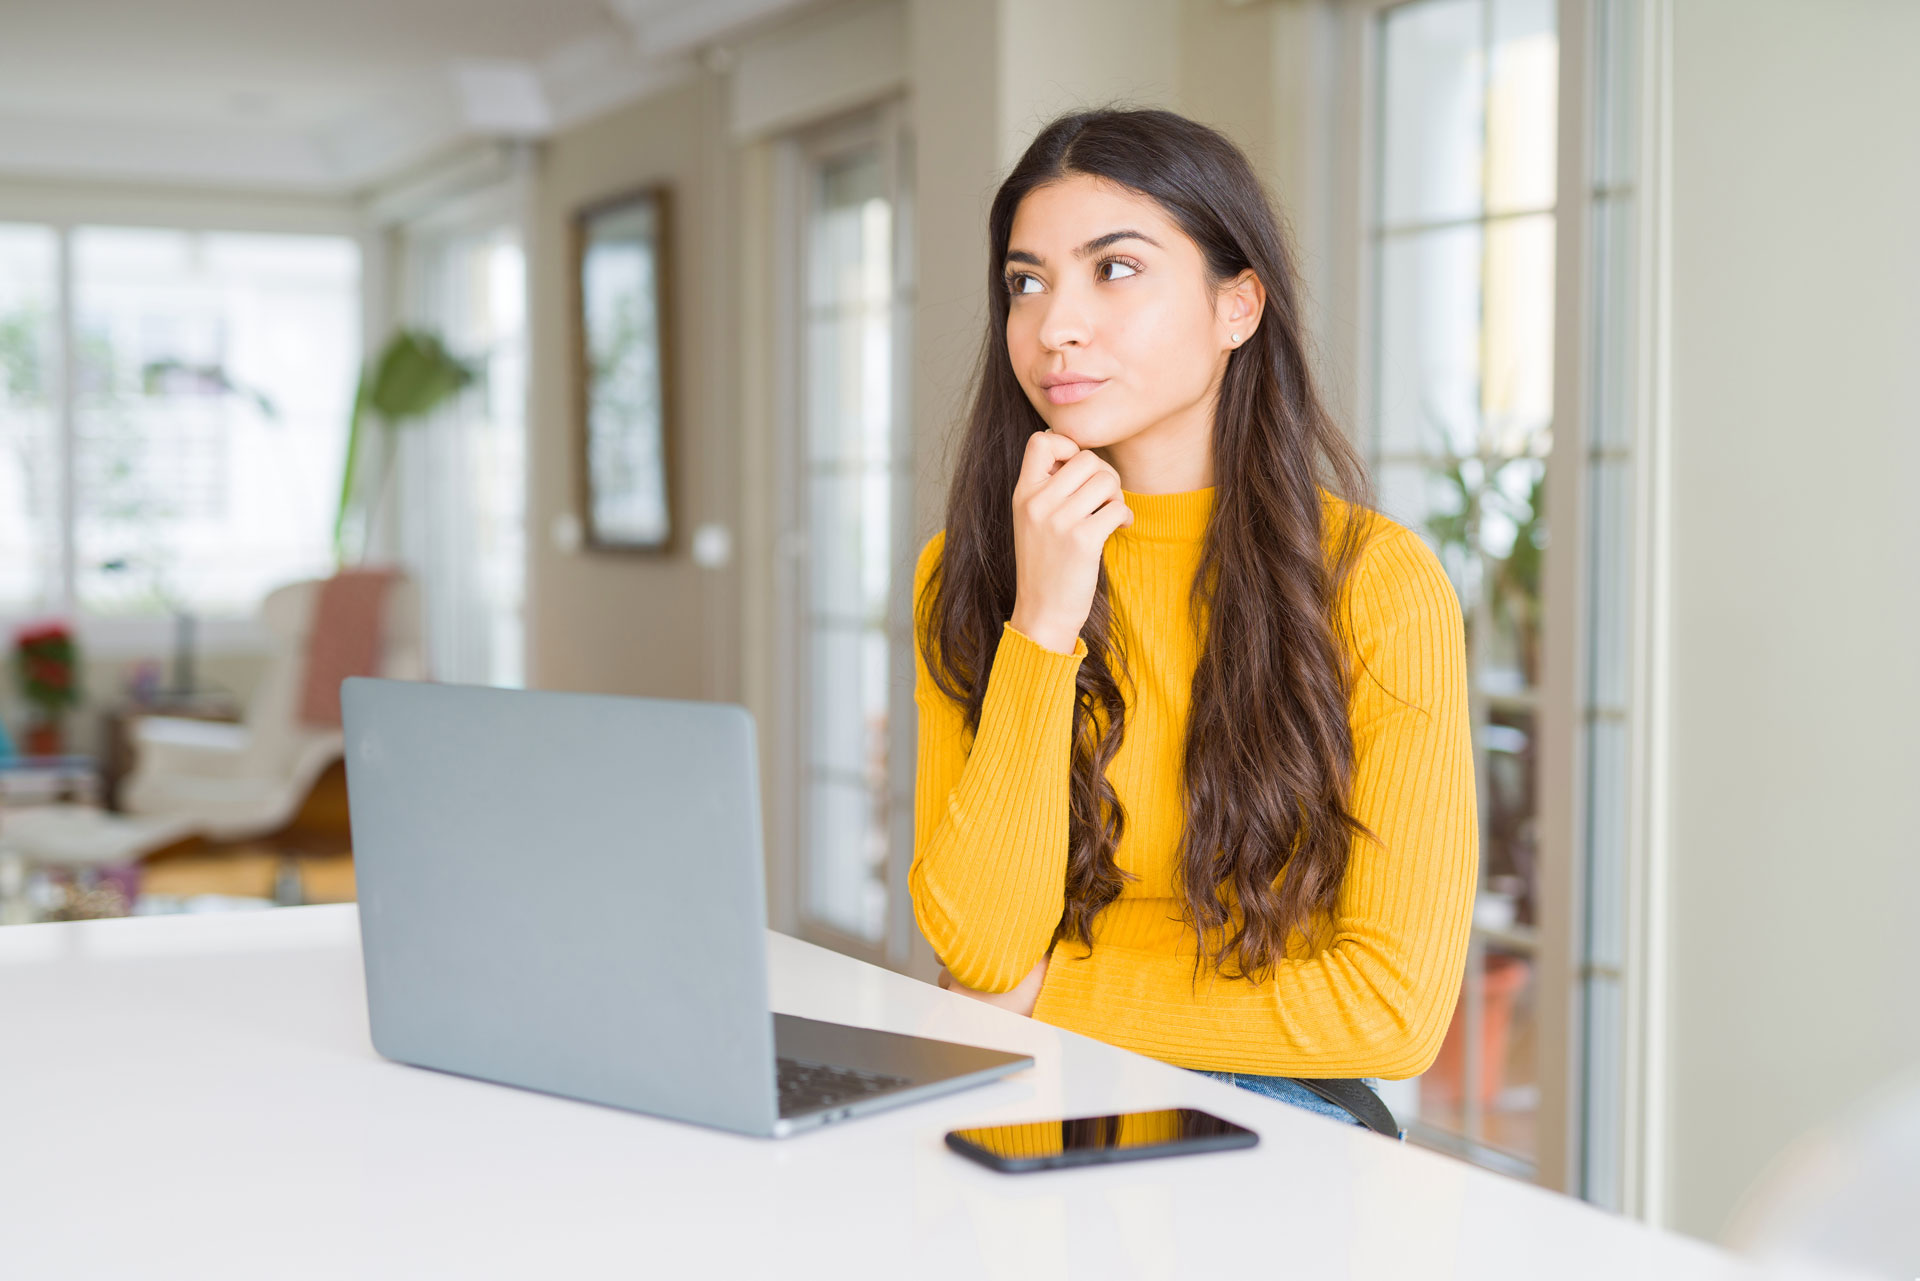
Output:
[1230, 333, 1241, 343]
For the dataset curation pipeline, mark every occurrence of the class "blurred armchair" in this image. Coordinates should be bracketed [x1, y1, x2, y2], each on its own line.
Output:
[121, 572, 425, 842]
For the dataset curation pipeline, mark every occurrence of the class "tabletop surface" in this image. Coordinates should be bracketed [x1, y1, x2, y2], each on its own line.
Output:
[0, 905, 1835, 1280]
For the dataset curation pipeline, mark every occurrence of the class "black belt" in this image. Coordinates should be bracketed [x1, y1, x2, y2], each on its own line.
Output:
[1288, 1077, 1402, 1138]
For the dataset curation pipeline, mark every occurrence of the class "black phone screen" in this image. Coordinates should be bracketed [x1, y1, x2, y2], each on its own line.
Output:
[945, 1107, 1258, 1173]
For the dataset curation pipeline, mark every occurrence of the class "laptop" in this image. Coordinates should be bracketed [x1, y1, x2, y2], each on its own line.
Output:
[340, 676, 1033, 1138]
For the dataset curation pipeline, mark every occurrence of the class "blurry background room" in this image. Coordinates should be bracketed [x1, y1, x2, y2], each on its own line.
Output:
[0, 0, 1913, 1266]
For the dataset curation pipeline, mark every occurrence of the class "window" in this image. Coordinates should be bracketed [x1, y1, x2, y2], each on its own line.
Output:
[780, 102, 916, 962]
[0, 223, 359, 629]
[1369, 0, 1558, 1175]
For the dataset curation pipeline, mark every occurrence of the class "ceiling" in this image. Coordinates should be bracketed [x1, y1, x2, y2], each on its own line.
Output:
[0, 0, 806, 193]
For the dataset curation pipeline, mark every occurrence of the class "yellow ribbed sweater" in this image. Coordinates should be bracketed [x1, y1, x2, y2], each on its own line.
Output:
[909, 485, 1478, 1080]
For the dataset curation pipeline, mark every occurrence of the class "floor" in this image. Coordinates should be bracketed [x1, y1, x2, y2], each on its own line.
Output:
[1414, 970, 1541, 1169]
[8, 759, 357, 922]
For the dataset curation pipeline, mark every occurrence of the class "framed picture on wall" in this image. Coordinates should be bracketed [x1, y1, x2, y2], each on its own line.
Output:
[572, 184, 674, 553]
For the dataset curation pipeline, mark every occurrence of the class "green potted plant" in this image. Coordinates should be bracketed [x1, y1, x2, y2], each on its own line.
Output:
[11, 621, 81, 756]
[332, 328, 476, 566]
[1418, 411, 1548, 687]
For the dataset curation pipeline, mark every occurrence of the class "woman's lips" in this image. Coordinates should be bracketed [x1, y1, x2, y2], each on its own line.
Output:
[1043, 379, 1108, 405]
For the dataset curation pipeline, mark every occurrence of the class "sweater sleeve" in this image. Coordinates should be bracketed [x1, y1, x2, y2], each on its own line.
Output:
[908, 530, 1088, 993]
[1027, 525, 1480, 1079]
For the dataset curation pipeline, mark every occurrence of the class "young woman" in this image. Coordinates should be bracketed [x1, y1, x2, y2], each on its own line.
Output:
[909, 108, 1478, 1134]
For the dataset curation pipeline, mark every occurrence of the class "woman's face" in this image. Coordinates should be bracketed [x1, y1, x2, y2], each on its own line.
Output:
[1003, 173, 1260, 458]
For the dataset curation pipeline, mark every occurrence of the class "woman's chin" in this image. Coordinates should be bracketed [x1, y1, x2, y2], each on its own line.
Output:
[1038, 414, 1114, 450]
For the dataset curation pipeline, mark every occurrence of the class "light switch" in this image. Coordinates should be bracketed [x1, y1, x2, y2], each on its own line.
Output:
[550, 511, 583, 553]
[692, 522, 732, 569]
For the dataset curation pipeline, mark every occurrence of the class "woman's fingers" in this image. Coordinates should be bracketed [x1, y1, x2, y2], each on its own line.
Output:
[1059, 467, 1123, 522]
[1033, 450, 1107, 517]
[1016, 428, 1081, 496]
[1019, 436, 1125, 530]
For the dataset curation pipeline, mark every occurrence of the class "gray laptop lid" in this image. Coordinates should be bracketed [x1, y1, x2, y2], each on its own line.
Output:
[341, 677, 779, 1137]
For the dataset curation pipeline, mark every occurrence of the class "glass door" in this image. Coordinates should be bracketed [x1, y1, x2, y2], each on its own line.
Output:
[784, 101, 915, 965]
[1369, 0, 1559, 1176]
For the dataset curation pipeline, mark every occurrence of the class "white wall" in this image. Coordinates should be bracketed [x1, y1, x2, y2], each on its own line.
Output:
[994, 0, 1182, 167]
[906, 0, 1195, 559]
[1662, 0, 1920, 1240]
[523, 72, 744, 701]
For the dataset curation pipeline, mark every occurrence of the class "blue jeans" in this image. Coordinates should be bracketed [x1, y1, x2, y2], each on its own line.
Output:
[1191, 1069, 1405, 1139]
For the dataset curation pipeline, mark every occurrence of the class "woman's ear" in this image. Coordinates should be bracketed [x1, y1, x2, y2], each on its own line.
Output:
[1218, 268, 1266, 349]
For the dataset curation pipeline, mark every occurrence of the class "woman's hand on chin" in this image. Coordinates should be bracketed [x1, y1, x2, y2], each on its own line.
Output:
[935, 954, 1050, 1017]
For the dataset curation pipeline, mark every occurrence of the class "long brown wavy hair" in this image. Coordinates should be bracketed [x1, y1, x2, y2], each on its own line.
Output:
[917, 107, 1387, 986]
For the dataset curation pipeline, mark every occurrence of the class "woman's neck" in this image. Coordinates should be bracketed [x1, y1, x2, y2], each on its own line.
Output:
[1090, 408, 1215, 494]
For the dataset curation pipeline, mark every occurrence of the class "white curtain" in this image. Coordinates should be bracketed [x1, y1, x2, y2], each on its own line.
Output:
[388, 219, 527, 688]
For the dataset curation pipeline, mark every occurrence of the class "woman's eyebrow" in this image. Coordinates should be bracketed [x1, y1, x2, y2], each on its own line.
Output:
[1005, 228, 1163, 267]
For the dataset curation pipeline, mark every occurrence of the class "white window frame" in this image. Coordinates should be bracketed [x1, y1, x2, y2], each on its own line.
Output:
[1542, 0, 1673, 1217]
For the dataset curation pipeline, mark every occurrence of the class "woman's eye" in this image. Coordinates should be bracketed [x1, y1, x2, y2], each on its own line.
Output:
[1098, 259, 1139, 282]
[1006, 272, 1041, 295]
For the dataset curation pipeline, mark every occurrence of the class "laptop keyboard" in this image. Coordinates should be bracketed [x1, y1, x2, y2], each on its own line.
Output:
[776, 1056, 911, 1117]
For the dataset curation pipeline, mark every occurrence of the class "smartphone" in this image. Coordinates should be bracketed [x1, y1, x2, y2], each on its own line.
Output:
[945, 1107, 1258, 1173]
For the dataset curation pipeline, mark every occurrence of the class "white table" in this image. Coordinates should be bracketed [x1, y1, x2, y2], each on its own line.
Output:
[0, 906, 1837, 1280]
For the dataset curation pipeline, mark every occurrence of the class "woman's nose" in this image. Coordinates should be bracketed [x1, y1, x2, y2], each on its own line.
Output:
[1036, 291, 1092, 351]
